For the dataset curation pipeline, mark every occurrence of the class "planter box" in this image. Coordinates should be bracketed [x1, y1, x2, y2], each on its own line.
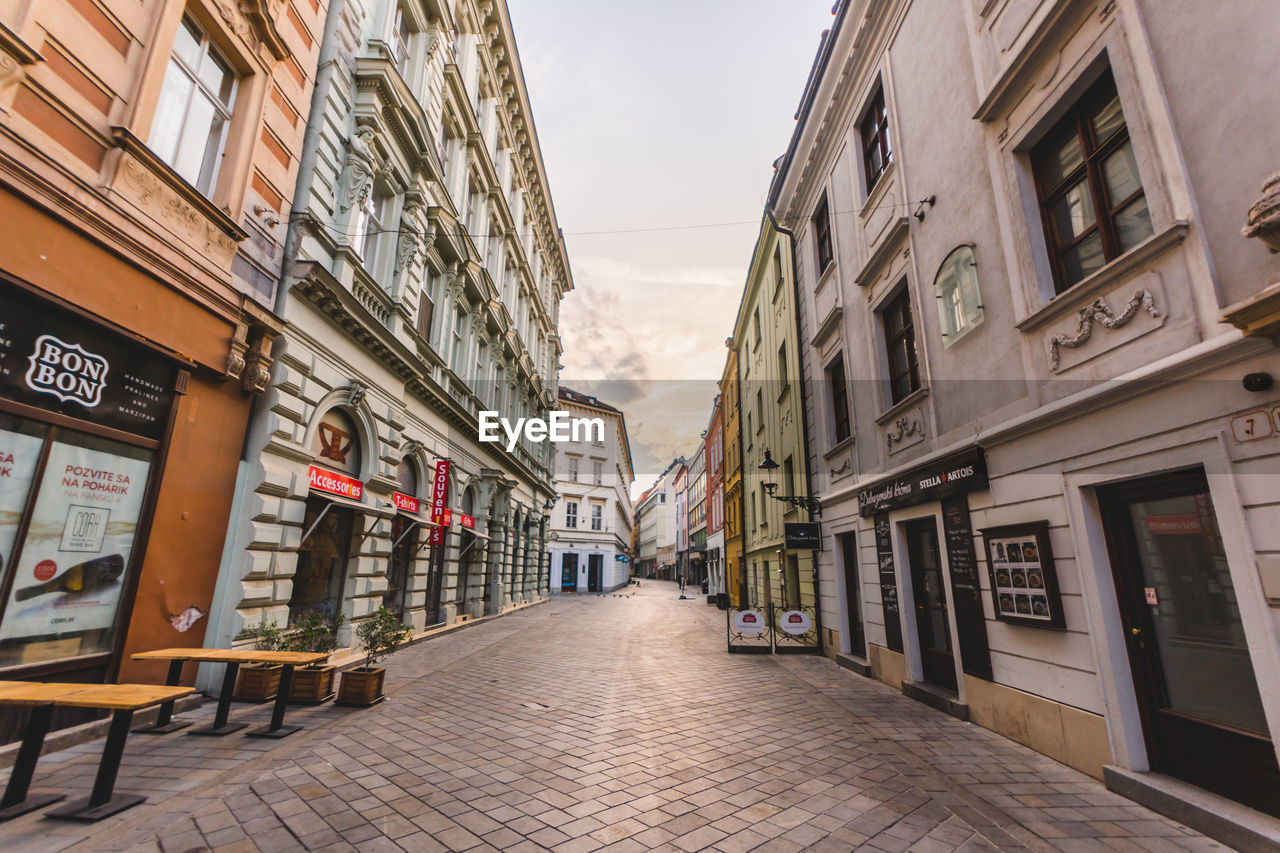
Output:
[233, 664, 282, 702]
[288, 665, 336, 704]
[336, 667, 386, 706]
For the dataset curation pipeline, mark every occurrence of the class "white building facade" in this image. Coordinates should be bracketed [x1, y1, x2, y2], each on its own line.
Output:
[635, 458, 683, 580]
[771, 0, 1280, 833]
[548, 388, 634, 593]
[207, 0, 571, 662]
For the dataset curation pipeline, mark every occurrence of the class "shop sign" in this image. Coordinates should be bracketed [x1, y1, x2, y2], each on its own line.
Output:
[427, 460, 450, 546]
[874, 515, 903, 653]
[392, 492, 419, 514]
[732, 609, 766, 636]
[615, 554, 629, 563]
[1, 280, 176, 439]
[777, 609, 812, 636]
[857, 447, 988, 517]
[0, 439, 151, 645]
[784, 522, 820, 550]
[308, 465, 363, 501]
[459, 513, 475, 529]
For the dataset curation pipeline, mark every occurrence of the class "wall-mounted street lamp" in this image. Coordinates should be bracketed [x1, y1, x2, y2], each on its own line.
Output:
[758, 449, 821, 518]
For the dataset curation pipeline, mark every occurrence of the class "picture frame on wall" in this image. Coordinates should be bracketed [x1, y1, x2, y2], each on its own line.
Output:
[980, 521, 1065, 629]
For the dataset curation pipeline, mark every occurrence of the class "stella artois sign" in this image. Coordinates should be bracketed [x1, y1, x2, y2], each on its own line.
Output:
[308, 465, 363, 500]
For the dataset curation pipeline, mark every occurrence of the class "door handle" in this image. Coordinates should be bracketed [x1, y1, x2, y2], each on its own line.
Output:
[1130, 627, 1141, 636]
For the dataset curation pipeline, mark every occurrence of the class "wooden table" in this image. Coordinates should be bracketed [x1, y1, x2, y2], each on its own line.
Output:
[0, 682, 192, 822]
[132, 649, 328, 738]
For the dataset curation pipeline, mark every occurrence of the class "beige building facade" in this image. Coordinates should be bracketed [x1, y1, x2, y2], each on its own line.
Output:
[770, 0, 1280, 830]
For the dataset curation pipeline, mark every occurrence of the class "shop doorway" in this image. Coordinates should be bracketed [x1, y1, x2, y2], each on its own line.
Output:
[561, 553, 578, 591]
[839, 532, 866, 658]
[386, 514, 413, 617]
[291, 496, 355, 622]
[587, 554, 602, 592]
[905, 517, 956, 692]
[1099, 469, 1279, 816]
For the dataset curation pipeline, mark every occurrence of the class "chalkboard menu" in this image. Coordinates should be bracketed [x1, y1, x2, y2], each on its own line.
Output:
[941, 497, 992, 680]
[0, 278, 177, 440]
[873, 515, 903, 652]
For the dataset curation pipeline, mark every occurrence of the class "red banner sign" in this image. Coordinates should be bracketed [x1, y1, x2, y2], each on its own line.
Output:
[392, 492, 419, 514]
[308, 465, 363, 500]
[427, 460, 450, 545]
[1144, 514, 1200, 535]
[460, 513, 475, 529]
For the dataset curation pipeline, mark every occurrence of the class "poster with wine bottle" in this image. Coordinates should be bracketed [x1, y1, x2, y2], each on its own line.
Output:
[0, 436, 152, 656]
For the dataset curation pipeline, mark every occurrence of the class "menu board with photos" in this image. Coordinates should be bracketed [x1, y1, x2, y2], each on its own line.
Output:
[980, 521, 1065, 629]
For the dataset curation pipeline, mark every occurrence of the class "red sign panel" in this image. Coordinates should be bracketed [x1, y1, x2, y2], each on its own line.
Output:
[427, 460, 450, 545]
[308, 465, 363, 500]
[460, 513, 475, 529]
[1144, 514, 1200, 535]
[392, 492, 419, 514]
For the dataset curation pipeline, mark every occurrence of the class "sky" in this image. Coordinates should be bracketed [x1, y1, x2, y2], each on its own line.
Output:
[506, 0, 838, 499]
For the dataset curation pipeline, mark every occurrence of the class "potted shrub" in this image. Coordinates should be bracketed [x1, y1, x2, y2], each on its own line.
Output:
[234, 616, 285, 702]
[336, 606, 411, 707]
[286, 606, 344, 704]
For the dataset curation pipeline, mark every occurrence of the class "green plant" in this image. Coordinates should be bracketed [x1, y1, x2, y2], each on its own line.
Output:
[355, 606, 411, 670]
[286, 608, 345, 656]
[246, 616, 285, 652]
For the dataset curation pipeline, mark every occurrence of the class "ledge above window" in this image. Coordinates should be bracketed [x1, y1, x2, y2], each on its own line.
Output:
[855, 216, 910, 288]
[1016, 221, 1188, 333]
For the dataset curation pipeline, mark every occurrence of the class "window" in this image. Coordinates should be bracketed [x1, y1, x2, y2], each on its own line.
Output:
[568, 456, 579, 482]
[783, 455, 794, 500]
[451, 309, 466, 371]
[357, 183, 391, 269]
[745, 412, 752, 449]
[827, 354, 850, 443]
[474, 338, 487, 388]
[934, 245, 984, 345]
[777, 342, 788, 394]
[812, 193, 833, 272]
[755, 389, 764, 427]
[592, 460, 603, 485]
[417, 279, 435, 343]
[759, 485, 769, 527]
[149, 16, 236, 194]
[881, 287, 920, 405]
[1032, 71, 1152, 293]
[784, 555, 800, 609]
[752, 307, 762, 347]
[860, 84, 892, 190]
[391, 6, 411, 75]
[750, 492, 757, 530]
[591, 504, 603, 531]
[773, 244, 785, 298]
[565, 501, 578, 529]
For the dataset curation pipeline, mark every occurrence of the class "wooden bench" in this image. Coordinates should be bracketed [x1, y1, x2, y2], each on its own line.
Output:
[132, 649, 328, 738]
[0, 681, 193, 822]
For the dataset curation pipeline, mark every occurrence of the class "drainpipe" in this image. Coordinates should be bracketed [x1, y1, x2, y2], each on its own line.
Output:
[200, 0, 350, 692]
[766, 207, 824, 655]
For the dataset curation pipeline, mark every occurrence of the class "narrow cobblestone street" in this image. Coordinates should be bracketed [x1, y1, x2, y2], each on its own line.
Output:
[0, 583, 1227, 852]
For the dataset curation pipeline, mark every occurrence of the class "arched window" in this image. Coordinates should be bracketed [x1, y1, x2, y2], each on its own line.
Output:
[395, 456, 418, 496]
[933, 245, 984, 347]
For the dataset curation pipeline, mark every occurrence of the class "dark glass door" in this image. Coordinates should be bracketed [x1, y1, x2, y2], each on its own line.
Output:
[1100, 470, 1279, 817]
[386, 515, 413, 617]
[587, 554, 602, 592]
[905, 517, 956, 692]
[561, 553, 578, 591]
[291, 497, 354, 621]
[839, 532, 865, 657]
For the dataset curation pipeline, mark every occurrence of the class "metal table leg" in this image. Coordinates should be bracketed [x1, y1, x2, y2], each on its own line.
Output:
[248, 665, 301, 739]
[46, 709, 144, 821]
[189, 662, 246, 736]
[0, 704, 65, 821]
[135, 659, 190, 734]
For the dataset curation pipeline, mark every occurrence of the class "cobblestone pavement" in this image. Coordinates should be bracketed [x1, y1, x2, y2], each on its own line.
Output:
[0, 582, 1229, 852]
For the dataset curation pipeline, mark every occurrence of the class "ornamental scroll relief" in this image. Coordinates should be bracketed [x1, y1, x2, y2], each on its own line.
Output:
[1049, 289, 1162, 372]
[886, 413, 925, 452]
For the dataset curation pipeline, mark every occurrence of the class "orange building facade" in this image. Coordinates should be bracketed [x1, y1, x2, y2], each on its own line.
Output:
[0, 0, 323, 739]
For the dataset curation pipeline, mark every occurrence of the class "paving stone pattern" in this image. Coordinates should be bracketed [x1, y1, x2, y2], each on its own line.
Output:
[0, 582, 1230, 852]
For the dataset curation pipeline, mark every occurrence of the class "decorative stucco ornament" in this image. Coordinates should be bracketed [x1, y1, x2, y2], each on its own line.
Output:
[1243, 173, 1280, 253]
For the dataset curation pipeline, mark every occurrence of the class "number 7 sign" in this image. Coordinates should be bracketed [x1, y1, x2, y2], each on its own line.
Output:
[1230, 410, 1274, 443]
